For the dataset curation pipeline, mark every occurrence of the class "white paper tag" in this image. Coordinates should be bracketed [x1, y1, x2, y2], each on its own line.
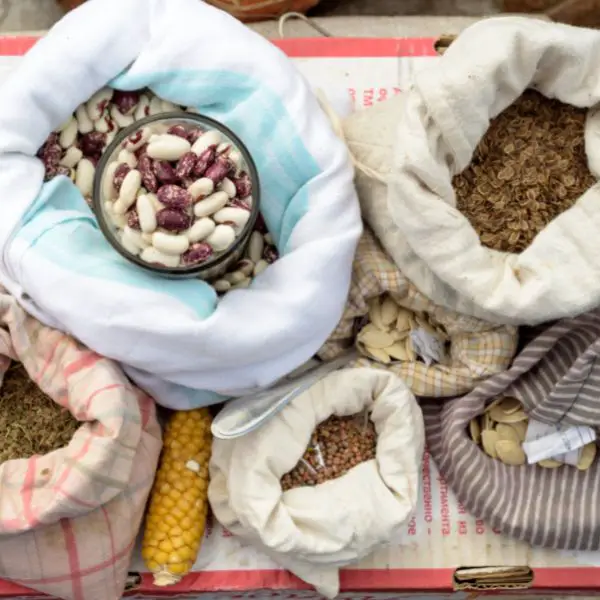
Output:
[522, 418, 596, 465]
[410, 328, 444, 366]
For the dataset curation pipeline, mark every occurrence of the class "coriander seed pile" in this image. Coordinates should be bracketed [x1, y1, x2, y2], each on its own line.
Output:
[453, 90, 596, 253]
[0, 362, 80, 463]
[281, 413, 377, 491]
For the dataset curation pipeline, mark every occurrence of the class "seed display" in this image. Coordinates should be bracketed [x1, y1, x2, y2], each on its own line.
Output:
[37, 88, 279, 292]
[0, 362, 80, 463]
[355, 294, 448, 365]
[454, 90, 596, 253]
[281, 413, 377, 491]
[468, 396, 597, 470]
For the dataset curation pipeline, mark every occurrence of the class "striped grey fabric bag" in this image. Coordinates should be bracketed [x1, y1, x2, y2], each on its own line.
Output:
[425, 310, 600, 549]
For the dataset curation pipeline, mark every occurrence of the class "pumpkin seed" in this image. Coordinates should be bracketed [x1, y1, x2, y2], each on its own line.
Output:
[469, 418, 481, 444]
[481, 429, 500, 458]
[538, 458, 562, 468]
[380, 296, 399, 327]
[357, 326, 396, 349]
[495, 440, 526, 466]
[577, 442, 597, 470]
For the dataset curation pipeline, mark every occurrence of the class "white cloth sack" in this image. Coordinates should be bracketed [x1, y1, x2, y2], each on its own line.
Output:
[344, 17, 600, 326]
[0, 0, 361, 408]
[209, 368, 424, 598]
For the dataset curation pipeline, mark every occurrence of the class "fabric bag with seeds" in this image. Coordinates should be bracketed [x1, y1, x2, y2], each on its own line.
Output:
[319, 230, 518, 397]
[0, 290, 162, 600]
[342, 17, 600, 325]
[424, 308, 600, 550]
[209, 368, 424, 598]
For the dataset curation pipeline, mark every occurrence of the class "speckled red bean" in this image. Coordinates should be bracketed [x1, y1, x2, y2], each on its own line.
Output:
[254, 214, 267, 234]
[156, 208, 192, 232]
[153, 160, 179, 184]
[113, 163, 131, 192]
[43, 143, 62, 167]
[175, 152, 197, 179]
[113, 90, 140, 115]
[234, 173, 252, 198]
[167, 125, 188, 139]
[80, 131, 107, 157]
[187, 128, 204, 144]
[204, 156, 232, 184]
[264, 246, 279, 263]
[134, 143, 149, 159]
[181, 242, 213, 265]
[192, 147, 216, 178]
[138, 154, 158, 193]
[127, 210, 141, 230]
[55, 165, 72, 178]
[157, 184, 192, 209]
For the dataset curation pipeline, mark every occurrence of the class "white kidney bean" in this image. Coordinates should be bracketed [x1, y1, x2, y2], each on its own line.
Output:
[114, 169, 142, 214]
[120, 231, 140, 256]
[218, 177, 236, 199]
[74, 105, 93, 134]
[102, 161, 119, 201]
[146, 193, 165, 212]
[160, 99, 178, 112]
[94, 115, 112, 133]
[136, 194, 157, 234]
[148, 96, 163, 116]
[206, 224, 235, 252]
[134, 95, 151, 121]
[59, 117, 78, 149]
[224, 270, 246, 285]
[86, 87, 114, 121]
[147, 134, 191, 161]
[253, 259, 269, 276]
[124, 126, 151, 152]
[191, 130, 221, 155]
[247, 231, 264, 263]
[110, 105, 135, 129]
[104, 200, 127, 228]
[193, 191, 228, 218]
[214, 207, 250, 231]
[212, 279, 231, 292]
[118, 149, 137, 169]
[59, 146, 83, 168]
[231, 277, 251, 290]
[141, 246, 180, 268]
[264, 232, 274, 245]
[217, 142, 231, 155]
[229, 149, 242, 171]
[186, 218, 215, 243]
[188, 177, 214, 200]
[152, 231, 190, 256]
[105, 130, 116, 148]
[123, 225, 150, 251]
[75, 158, 95, 197]
[141, 232, 153, 244]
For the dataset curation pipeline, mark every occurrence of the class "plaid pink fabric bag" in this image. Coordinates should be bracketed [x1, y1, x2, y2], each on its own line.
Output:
[425, 309, 600, 549]
[0, 291, 162, 599]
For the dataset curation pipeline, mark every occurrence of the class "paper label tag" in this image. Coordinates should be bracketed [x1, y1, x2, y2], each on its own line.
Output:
[410, 328, 444, 366]
[522, 418, 596, 465]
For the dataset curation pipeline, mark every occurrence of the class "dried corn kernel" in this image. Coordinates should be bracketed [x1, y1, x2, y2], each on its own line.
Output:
[142, 408, 212, 586]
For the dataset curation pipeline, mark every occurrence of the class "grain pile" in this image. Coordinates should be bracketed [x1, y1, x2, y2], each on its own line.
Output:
[0, 362, 80, 463]
[454, 90, 596, 253]
[281, 413, 377, 490]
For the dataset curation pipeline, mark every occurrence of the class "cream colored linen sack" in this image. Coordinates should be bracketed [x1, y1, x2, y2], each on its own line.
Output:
[342, 17, 600, 325]
[209, 368, 424, 598]
[319, 230, 518, 397]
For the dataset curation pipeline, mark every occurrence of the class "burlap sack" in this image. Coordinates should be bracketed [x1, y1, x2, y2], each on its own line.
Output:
[319, 230, 518, 397]
[0, 291, 162, 599]
[425, 308, 600, 549]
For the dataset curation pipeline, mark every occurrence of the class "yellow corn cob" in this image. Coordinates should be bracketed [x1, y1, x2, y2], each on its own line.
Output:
[142, 407, 212, 586]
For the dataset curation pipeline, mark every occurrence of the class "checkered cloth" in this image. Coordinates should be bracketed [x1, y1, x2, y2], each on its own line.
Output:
[0, 291, 162, 600]
[319, 230, 518, 397]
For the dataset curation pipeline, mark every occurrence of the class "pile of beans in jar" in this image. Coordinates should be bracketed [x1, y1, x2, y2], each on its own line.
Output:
[36, 88, 278, 292]
[280, 413, 377, 491]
